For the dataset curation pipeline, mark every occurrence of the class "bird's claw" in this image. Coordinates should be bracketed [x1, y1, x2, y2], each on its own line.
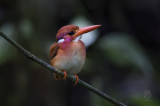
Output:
[74, 74, 79, 86]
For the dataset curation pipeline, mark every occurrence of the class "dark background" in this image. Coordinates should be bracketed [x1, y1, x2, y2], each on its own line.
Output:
[0, 0, 160, 106]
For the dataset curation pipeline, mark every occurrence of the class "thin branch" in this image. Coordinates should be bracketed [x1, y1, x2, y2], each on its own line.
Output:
[0, 32, 127, 106]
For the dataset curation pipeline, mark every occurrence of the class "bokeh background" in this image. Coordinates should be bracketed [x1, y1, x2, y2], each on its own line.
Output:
[0, 0, 160, 106]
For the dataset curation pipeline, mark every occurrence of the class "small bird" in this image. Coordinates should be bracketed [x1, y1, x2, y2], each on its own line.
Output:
[50, 25, 101, 85]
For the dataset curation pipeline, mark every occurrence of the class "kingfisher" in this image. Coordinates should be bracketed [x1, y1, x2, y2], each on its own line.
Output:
[49, 25, 101, 85]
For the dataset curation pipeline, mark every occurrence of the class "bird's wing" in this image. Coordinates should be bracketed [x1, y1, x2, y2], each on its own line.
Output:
[49, 43, 59, 59]
[50, 43, 64, 80]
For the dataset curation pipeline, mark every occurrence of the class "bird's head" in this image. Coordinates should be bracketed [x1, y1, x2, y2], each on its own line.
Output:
[56, 25, 101, 43]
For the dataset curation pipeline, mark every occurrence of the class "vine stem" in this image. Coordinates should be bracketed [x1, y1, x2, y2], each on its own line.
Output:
[0, 32, 127, 106]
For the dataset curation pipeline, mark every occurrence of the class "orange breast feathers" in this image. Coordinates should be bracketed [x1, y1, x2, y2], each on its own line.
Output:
[50, 40, 86, 74]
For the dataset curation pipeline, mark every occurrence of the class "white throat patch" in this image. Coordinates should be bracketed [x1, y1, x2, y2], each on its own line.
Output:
[58, 39, 65, 43]
[57, 36, 82, 43]
[73, 36, 81, 42]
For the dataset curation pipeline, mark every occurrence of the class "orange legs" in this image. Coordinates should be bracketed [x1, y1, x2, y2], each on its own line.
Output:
[62, 70, 67, 80]
[53, 70, 67, 80]
[53, 70, 79, 86]
[62, 71, 79, 86]
[74, 74, 79, 86]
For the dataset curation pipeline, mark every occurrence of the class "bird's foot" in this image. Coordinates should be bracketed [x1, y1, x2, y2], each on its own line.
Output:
[62, 70, 67, 80]
[74, 74, 79, 86]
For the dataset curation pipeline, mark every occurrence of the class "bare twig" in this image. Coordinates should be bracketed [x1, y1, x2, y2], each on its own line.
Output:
[0, 32, 127, 106]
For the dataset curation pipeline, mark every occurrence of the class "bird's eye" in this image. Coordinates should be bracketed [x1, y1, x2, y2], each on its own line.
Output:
[68, 31, 75, 35]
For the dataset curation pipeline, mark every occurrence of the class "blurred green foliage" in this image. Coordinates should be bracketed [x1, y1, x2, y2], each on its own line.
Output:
[99, 33, 154, 78]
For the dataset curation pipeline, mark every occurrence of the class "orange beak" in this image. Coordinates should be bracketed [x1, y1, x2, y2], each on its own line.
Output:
[73, 25, 101, 39]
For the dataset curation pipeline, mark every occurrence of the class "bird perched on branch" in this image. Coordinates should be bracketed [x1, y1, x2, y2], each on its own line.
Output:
[49, 25, 101, 85]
